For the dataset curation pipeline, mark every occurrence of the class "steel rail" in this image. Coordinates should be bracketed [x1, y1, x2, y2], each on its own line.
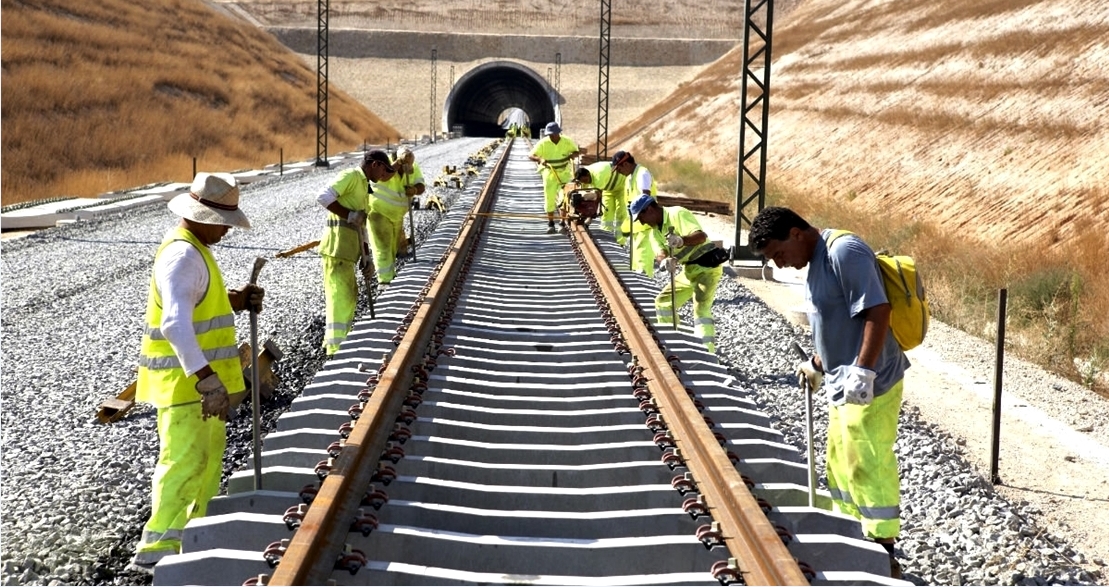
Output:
[572, 222, 810, 586]
[268, 141, 512, 585]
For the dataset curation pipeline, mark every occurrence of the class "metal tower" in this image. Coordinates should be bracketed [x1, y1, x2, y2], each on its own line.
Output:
[732, 0, 774, 258]
[595, 0, 612, 159]
[315, 0, 329, 167]
[555, 52, 562, 94]
[430, 49, 438, 143]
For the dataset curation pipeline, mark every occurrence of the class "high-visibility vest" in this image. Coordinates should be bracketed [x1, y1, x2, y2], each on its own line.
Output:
[657, 207, 717, 265]
[319, 168, 370, 261]
[136, 227, 245, 408]
[585, 162, 625, 195]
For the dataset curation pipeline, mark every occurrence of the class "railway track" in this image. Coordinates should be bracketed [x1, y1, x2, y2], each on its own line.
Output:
[150, 140, 903, 586]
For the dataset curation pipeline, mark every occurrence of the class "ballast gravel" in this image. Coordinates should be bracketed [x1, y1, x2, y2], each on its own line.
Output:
[1, 139, 1104, 586]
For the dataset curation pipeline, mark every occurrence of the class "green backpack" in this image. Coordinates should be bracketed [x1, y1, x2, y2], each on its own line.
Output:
[826, 230, 930, 351]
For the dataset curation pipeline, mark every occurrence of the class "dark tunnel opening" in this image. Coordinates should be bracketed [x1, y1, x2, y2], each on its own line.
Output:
[444, 62, 557, 138]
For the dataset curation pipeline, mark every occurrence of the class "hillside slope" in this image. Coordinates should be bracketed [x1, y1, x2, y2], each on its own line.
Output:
[607, 0, 1109, 250]
[0, 0, 399, 206]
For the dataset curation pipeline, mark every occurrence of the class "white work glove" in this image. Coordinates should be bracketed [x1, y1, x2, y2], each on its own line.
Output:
[824, 364, 877, 407]
[665, 233, 685, 248]
[795, 358, 823, 392]
[196, 373, 230, 421]
[659, 257, 679, 275]
[347, 209, 366, 227]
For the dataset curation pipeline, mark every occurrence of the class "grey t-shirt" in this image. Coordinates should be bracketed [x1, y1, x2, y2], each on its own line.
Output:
[806, 230, 910, 396]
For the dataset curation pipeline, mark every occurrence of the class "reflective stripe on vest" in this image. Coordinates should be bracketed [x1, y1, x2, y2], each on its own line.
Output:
[144, 314, 235, 340]
[371, 183, 407, 208]
[136, 227, 245, 408]
[326, 217, 360, 230]
[662, 209, 716, 265]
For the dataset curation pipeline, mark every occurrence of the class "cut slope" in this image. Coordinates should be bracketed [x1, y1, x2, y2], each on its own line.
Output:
[0, 0, 399, 206]
[606, 0, 1109, 249]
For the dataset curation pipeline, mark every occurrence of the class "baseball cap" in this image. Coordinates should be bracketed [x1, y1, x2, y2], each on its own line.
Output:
[628, 194, 655, 218]
[364, 149, 395, 173]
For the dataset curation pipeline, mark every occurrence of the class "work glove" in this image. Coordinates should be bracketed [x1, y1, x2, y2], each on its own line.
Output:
[346, 209, 367, 227]
[665, 233, 685, 248]
[404, 185, 419, 197]
[795, 358, 823, 392]
[659, 257, 679, 275]
[196, 373, 230, 421]
[229, 284, 265, 314]
[824, 364, 877, 407]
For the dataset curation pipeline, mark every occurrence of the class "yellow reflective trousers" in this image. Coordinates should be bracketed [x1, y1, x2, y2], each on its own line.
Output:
[826, 380, 903, 540]
[322, 255, 357, 355]
[134, 402, 225, 564]
[368, 207, 404, 284]
[655, 264, 722, 353]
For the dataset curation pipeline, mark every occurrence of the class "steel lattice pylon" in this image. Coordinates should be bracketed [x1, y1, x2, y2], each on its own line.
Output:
[315, 0, 329, 167]
[555, 52, 562, 94]
[733, 0, 774, 258]
[430, 49, 438, 143]
[595, 0, 611, 160]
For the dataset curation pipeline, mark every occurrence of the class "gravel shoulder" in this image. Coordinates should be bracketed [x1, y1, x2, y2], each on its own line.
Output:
[695, 211, 1109, 575]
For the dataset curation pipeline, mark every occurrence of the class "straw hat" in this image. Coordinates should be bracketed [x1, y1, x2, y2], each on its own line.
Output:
[168, 172, 250, 229]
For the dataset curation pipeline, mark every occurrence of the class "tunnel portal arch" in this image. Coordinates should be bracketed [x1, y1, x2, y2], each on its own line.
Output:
[443, 61, 557, 138]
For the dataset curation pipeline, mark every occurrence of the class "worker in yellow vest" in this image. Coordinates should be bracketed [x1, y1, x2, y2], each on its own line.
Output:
[317, 150, 396, 355]
[612, 150, 659, 272]
[130, 172, 264, 572]
[390, 146, 426, 259]
[365, 147, 415, 285]
[573, 160, 627, 237]
[528, 122, 582, 233]
[628, 194, 727, 353]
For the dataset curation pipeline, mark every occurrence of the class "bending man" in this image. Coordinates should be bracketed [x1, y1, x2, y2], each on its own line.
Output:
[628, 194, 725, 353]
[317, 150, 395, 355]
[749, 206, 908, 579]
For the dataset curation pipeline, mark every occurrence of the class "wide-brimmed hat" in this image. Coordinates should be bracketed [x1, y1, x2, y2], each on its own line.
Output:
[628, 194, 656, 218]
[545, 122, 561, 135]
[168, 172, 251, 229]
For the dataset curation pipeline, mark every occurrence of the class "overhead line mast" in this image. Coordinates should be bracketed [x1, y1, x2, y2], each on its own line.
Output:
[595, 0, 612, 160]
[733, 0, 774, 259]
[315, 0, 329, 167]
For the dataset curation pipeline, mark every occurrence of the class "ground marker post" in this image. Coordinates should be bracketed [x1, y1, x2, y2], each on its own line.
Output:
[990, 288, 1008, 485]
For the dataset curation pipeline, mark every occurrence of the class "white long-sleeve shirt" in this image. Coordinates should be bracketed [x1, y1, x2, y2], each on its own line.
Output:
[153, 238, 211, 376]
[635, 166, 654, 194]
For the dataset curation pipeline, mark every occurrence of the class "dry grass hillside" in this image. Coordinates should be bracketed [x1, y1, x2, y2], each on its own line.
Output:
[0, 0, 399, 206]
[610, 0, 1109, 250]
[608, 0, 1109, 388]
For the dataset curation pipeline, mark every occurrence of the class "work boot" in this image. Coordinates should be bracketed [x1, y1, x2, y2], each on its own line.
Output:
[889, 557, 902, 580]
[546, 222, 556, 234]
[559, 223, 569, 234]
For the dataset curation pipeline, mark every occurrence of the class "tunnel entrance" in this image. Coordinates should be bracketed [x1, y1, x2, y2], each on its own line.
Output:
[443, 62, 557, 138]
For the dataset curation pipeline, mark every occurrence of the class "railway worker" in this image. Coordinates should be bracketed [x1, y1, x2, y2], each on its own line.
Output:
[131, 172, 264, 571]
[528, 121, 582, 234]
[317, 149, 395, 355]
[361, 148, 412, 286]
[748, 206, 908, 579]
[572, 161, 627, 237]
[628, 194, 726, 353]
[612, 150, 658, 271]
[389, 146, 426, 259]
